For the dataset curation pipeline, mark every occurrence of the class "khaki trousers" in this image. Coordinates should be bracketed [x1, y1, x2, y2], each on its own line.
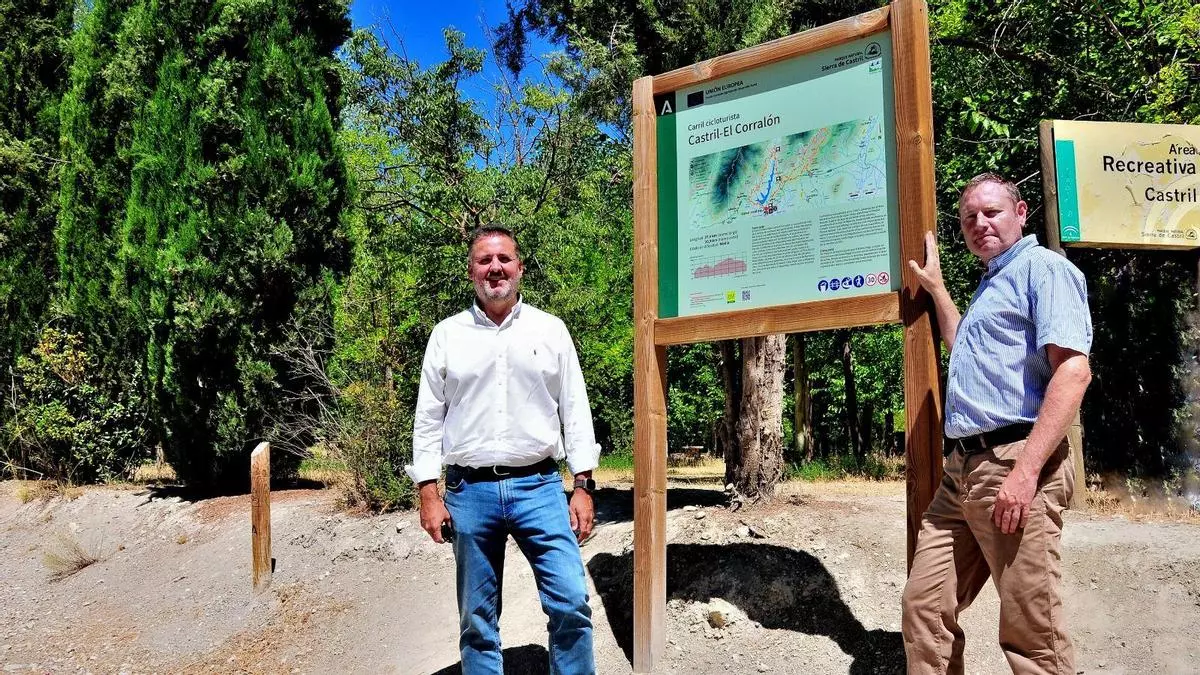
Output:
[902, 433, 1076, 675]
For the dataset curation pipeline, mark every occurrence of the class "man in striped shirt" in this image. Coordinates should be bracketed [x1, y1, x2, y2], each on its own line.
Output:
[902, 173, 1093, 675]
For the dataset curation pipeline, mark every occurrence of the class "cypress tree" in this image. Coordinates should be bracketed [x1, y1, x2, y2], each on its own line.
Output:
[0, 0, 73, 369]
[57, 0, 352, 487]
[127, 0, 352, 486]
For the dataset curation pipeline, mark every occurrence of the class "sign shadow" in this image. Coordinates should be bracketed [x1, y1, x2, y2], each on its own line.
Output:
[587, 543, 903, 674]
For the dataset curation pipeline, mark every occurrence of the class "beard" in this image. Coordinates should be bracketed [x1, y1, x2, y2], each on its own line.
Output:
[475, 277, 518, 303]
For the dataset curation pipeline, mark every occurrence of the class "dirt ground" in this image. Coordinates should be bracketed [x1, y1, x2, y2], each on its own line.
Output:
[2, 477, 1199, 674]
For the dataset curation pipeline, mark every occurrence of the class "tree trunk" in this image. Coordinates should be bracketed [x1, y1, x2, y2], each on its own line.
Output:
[884, 409, 896, 456]
[731, 334, 787, 501]
[860, 401, 874, 457]
[717, 340, 741, 486]
[793, 333, 814, 462]
[838, 329, 862, 459]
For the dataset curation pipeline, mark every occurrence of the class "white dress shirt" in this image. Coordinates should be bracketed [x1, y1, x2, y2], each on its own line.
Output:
[405, 298, 602, 484]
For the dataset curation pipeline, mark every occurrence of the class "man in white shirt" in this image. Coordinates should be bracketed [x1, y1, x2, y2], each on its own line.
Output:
[407, 225, 600, 674]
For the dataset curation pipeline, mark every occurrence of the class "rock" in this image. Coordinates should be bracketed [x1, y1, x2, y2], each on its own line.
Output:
[739, 520, 768, 539]
[694, 511, 706, 520]
[736, 526, 751, 538]
[707, 610, 727, 628]
[758, 664, 771, 672]
[700, 532, 711, 541]
[395, 521, 408, 532]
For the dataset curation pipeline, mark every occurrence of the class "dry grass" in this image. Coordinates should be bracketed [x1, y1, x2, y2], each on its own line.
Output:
[15, 481, 83, 503]
[298, 464, 348, 486]
[175, 534, 188, 545]
[131, 461, 177, 483]
[42, 532, 103, 580]
[1081, 486, 1200, 523]
[593, 457, 726, 484]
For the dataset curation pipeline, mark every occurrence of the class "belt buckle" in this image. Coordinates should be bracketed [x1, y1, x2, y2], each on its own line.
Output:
[492, 465, 511, 477]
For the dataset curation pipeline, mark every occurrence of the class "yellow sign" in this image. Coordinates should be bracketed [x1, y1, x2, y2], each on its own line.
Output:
[1050, 120, 1200, 249]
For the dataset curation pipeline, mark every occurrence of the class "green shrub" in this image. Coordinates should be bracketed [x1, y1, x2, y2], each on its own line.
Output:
[328, 382, 416, 511]
[2, 328, 147, 482]
[786, 453, 904, 482]
[598, 451, 635, 472]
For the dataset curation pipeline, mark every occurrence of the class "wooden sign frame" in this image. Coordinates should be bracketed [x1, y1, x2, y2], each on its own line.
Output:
[631, 0, 941, 671]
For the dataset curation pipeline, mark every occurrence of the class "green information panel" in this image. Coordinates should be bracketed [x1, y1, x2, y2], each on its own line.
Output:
[655, 33, 901, 318]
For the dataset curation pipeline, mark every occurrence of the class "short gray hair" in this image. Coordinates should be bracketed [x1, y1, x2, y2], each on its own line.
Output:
[467, 225, 521, 261]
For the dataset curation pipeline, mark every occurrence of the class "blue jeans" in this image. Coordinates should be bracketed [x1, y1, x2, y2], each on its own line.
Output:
[444, 464, 595, 675]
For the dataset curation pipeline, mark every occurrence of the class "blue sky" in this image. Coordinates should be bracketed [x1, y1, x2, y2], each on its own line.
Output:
[348, 0, 558, 69]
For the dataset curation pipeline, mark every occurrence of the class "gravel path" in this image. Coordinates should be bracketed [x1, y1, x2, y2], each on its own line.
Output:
[1, 479, 1197, 674]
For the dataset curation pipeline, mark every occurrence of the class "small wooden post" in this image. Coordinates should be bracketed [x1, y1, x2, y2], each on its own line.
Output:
[251, 442, 272, 590]
[1039, 120, 1087, 508]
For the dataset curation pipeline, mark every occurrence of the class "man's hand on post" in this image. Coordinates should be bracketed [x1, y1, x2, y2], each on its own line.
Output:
[568, 478, 594, 543]
[418, 480, 452, 543]
[993, 467, 1038, 535]
[907, 231, 945, 294]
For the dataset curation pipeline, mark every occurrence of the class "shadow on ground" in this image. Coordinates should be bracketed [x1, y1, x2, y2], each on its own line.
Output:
[129, 476, 328, 504]
[587, 543, 903, 674]
[426, 644, 550, 674]
[591, 487, 727, 525]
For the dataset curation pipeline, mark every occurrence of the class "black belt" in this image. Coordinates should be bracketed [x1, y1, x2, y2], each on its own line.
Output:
[945, 423, 1034, 456]
[449, 457, 558, 481]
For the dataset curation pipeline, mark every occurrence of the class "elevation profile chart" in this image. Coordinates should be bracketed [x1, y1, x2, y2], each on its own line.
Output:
[692, 254, 749, 278]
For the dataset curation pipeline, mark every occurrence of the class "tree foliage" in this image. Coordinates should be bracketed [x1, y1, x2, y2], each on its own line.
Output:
[51, 0, 352, 487]
[0, 0, 73, 379]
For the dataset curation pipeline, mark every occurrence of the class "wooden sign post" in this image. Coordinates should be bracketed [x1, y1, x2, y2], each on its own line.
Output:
[632, 1, 941, 671]
[251, 441, 272, 591]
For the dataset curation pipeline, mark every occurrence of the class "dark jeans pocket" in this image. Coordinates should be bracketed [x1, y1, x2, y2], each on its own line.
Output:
[445, 468, 467, 494]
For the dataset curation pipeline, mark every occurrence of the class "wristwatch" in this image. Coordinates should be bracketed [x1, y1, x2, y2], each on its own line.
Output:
[573, 476, 596, 493]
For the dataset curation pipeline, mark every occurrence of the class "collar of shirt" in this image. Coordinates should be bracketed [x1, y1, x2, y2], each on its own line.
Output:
[470, 296, 523, 328]
[983, 234, 1038, 278]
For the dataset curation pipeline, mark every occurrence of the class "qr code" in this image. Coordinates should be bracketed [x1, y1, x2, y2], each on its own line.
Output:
[742, 290, 751, 301]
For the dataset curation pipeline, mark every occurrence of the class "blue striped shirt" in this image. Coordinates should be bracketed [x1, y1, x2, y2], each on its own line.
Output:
[944, 235, 1093, 439]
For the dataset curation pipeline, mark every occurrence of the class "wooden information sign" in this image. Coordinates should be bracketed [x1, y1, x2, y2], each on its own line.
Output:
[632, 1, 941, 670]
[1040, 119, 1200, 250]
